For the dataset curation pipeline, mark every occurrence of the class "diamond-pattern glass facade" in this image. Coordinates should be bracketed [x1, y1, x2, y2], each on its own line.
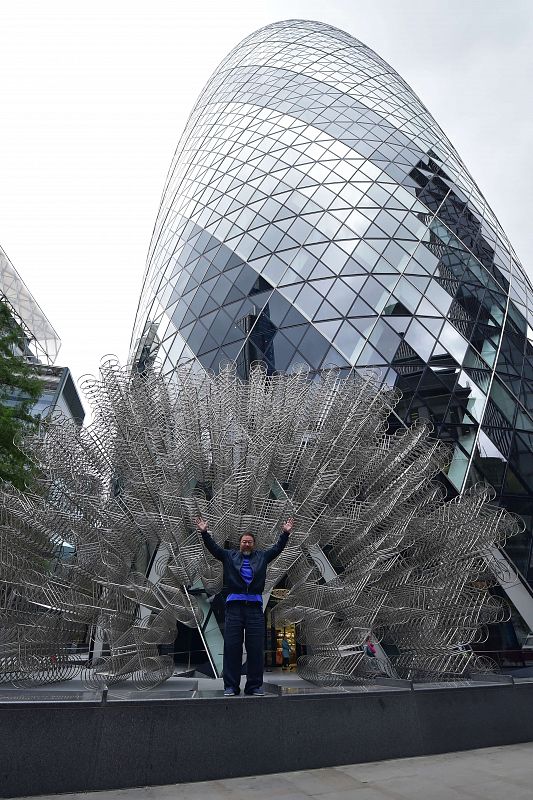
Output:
[131, 20, 533, 636]
[1, 244, 60, 364]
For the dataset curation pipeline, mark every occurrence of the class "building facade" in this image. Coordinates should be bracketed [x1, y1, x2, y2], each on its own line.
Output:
[131, 20, 533, 653]
[0, 245, 84, 426]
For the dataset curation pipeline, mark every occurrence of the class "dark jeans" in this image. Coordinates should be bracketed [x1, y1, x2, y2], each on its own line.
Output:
[223, 600, 264, 693]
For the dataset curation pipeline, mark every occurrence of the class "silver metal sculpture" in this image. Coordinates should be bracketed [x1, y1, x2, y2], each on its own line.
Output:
[0, 359, 522, 687]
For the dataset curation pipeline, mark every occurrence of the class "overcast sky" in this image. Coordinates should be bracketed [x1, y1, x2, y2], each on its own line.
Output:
[0, 0, 531, 415]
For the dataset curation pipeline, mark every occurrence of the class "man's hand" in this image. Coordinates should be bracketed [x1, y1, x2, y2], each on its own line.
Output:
[196, 516, 208, 534]
[282, 517, 294, 535]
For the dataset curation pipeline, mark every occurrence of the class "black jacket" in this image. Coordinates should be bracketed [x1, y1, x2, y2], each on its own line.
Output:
[201, 530, 289, 596]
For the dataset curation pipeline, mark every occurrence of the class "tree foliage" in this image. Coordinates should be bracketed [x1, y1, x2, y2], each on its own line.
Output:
[0, 300, 43, 489]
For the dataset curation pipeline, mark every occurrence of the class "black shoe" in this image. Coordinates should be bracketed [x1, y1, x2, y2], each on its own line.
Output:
[245, 687, 265, 696]
[224, 687, 239, 696]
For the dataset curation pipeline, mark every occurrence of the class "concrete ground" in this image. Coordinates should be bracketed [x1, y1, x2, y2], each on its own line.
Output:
[14, 742, 533, 800]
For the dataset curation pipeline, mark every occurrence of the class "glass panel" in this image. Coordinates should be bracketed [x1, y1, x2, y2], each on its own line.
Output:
[333, 320, 364, 361]
[295, 283, 323, 317]
[439, 322, 469, 364]
[297, 327, 330, 365]
[368, 319, 402, 362]
[404, 319, 434, 362]
[326, 281, 356, 315]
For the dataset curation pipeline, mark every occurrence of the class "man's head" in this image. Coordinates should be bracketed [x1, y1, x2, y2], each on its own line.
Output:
[239, 532, 256, 555]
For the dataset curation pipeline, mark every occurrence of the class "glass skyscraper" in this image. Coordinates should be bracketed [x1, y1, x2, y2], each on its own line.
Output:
[131, 20, 533, 650]
[1, 244, 60, 366]
[0, 244, 84, 425]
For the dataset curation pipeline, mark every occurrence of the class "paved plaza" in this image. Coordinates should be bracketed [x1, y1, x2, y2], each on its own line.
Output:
[16, 742, 533, 800]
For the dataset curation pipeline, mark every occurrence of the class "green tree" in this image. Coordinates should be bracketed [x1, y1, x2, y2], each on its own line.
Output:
[0, 300, 43, 489]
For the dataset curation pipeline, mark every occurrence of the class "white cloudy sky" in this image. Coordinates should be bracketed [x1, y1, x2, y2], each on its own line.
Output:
[0, 0, 531, 415]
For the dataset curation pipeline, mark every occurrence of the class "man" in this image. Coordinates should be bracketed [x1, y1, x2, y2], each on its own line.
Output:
[196, 515, 294, 696]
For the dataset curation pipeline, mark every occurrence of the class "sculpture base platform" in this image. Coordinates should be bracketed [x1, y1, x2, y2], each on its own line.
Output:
[2, 673, 533, 798]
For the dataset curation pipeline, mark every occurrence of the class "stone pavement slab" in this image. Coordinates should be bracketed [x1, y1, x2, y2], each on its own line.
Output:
[12, 742, 533, 800]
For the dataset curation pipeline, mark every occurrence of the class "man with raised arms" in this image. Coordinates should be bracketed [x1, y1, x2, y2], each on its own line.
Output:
[196, 516, 294, 696]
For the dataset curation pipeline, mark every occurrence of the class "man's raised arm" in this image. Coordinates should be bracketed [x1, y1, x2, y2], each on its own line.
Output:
[196, 516, 226, 561]
[264, 517, 294, 563]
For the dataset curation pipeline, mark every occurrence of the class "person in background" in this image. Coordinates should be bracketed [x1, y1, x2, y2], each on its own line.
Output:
[197, 515, 294, 696]
[365, 635, 377, 657]
[281, 636, 292, 670]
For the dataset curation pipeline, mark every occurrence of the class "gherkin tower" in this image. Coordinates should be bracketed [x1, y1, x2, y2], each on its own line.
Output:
[131, 20, 533, 643]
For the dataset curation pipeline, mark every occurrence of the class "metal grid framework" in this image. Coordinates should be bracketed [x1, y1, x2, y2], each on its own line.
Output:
[0, 361, 522, 687]
[131, 19, 533, 590]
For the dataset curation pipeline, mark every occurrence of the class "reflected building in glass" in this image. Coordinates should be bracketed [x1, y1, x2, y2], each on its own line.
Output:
[131, 20, 533, 650]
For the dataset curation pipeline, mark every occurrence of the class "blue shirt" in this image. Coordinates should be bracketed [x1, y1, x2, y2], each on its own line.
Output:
[227, 556, 262, 604]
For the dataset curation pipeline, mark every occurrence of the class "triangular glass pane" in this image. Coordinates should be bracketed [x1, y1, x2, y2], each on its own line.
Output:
[314, 301, 343, 321]
[314, 320, 342, 341]
[356, 343, 388, 366]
